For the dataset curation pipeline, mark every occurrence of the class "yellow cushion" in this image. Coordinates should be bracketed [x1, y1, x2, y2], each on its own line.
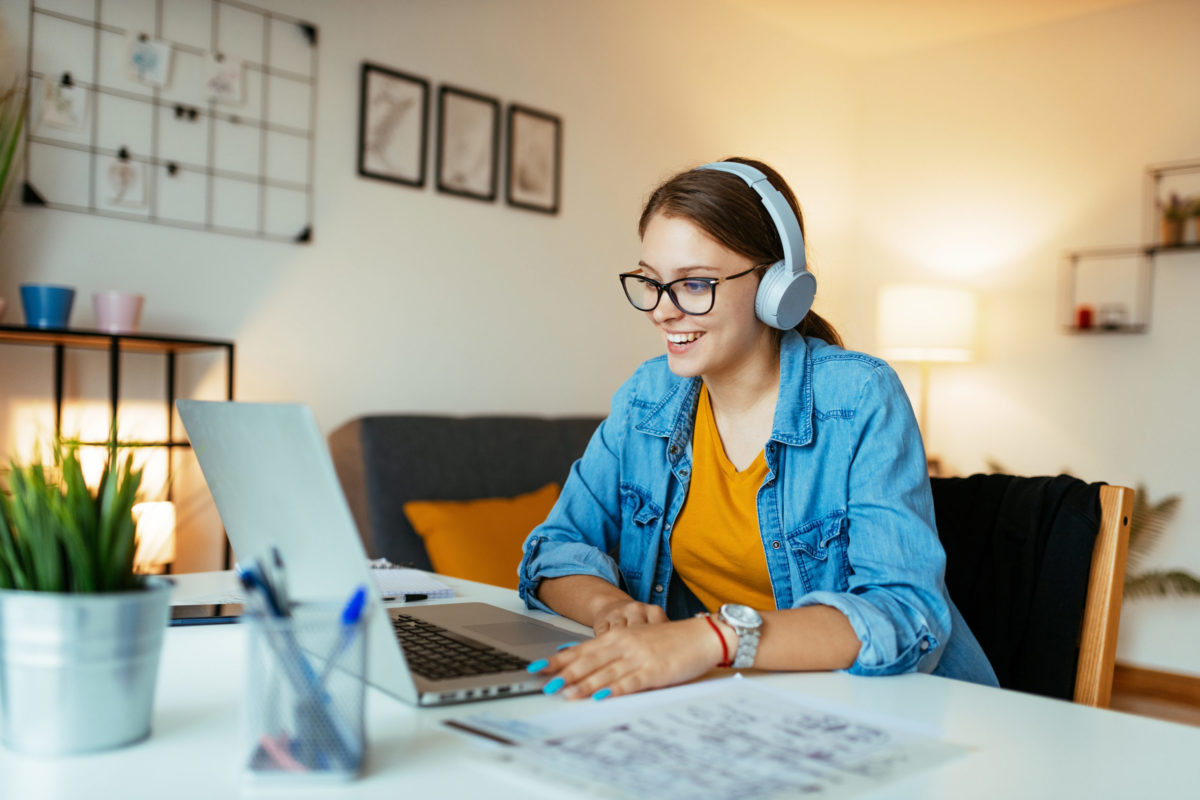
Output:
[403, 483, 559, 589]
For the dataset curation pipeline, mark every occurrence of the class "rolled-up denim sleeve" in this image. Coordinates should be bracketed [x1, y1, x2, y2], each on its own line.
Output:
[792, 363, 951, 676]
[517, 375, 636, 613]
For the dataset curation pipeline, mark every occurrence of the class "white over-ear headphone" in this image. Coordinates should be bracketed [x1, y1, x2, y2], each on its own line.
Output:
[696, 161, 816, 330]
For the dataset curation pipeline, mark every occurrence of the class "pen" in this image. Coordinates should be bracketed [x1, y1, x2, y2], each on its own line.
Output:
[270, 547, 292, 617]
[381, 593, 428, 602]
[318, 585, 368, 686]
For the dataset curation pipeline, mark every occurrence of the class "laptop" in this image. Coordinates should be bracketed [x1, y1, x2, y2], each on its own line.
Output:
[177, 399, 583, 706]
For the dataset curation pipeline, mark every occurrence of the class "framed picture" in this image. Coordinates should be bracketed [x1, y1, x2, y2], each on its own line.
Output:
[506, 105, 561, 214]
[436, 85, 500, 202]
[358, 62, 430, 188]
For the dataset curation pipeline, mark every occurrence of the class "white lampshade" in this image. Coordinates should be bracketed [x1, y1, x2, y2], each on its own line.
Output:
[877, 284, 978, 363]
[133, 501, 177, 571]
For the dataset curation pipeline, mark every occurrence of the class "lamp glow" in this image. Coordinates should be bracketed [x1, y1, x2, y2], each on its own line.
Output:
[876, 285, 979, 474]
[877, 284, 978, 364]
[132, 501, 176, 573]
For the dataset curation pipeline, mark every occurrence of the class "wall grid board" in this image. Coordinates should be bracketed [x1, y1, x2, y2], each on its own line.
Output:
[23, 0, 319, 244]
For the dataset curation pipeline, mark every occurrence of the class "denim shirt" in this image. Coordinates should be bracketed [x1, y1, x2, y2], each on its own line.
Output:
[519, 332, 997, 683]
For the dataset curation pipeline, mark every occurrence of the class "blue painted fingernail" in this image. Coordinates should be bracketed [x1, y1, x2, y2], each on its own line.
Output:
[543, 677, 565, 695]
[556, 641, 580, 651]
[526, 659, 549, 673]
[592, 688, 612, 701]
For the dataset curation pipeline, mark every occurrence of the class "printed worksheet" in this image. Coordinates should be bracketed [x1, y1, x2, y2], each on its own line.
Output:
[466, 678, 967, 800]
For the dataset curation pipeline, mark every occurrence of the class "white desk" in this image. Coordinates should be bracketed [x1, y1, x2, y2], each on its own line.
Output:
[2, 571, 1199, 799]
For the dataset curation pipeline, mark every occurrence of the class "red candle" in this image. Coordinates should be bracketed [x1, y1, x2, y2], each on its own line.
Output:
[1076, 305, 1094, 330]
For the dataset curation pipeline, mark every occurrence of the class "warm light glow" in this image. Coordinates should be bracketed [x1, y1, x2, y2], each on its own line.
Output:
[877, 284, 978, 363]
[133, 501, 177, 572]
[8, 400, 172, 495]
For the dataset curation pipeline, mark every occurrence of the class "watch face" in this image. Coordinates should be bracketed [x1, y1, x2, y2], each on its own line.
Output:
[722, 604, 762, 627]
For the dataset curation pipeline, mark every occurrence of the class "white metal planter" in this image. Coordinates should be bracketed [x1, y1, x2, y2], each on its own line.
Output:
[0, 577, 171, 755]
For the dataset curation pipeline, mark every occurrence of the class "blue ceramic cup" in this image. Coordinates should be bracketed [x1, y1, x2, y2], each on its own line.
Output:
[20, 284, 76, 329]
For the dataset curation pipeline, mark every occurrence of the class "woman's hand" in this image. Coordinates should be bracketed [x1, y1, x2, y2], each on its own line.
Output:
[591, 597, 668, 634]
[534, 616, 724, 700]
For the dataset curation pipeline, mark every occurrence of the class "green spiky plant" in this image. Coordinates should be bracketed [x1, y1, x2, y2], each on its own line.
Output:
[1124, 484, 1200, 599]
[0, 77, 25, 219]
[0, 440, 145, 592]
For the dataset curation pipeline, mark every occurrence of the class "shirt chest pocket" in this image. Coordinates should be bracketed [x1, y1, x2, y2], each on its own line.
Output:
[617, 483, 663, 583]
[785, 509, 852, 594]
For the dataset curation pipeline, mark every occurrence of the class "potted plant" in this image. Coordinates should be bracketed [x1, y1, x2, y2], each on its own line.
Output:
[1161, 193, 1187, 247]
[0, 439, 171, 755]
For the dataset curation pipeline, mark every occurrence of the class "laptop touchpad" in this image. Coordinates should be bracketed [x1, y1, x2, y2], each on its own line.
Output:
[465, 622, 573, 646]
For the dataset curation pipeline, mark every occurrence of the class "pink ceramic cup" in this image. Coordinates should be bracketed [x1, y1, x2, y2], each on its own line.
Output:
[93, 291, 144, 334]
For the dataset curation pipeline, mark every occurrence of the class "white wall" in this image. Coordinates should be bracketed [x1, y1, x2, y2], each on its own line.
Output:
[0, 0, 858, 568]
[848, 0, 1200, 676]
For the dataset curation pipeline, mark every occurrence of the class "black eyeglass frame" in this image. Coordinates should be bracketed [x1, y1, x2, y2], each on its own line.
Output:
[618, 265, 762, 315]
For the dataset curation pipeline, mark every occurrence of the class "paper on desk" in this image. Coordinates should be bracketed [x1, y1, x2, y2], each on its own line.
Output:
[454, 676, 968, 800]
[175, 590, 245, 605]
[370, 566, 455, 598]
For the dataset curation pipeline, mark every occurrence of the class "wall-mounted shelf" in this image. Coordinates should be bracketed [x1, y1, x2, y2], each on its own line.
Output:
[1061, 160, 1200, 334]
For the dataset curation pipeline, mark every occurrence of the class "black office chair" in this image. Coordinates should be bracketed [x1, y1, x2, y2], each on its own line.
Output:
[930, 474, 1133, 707]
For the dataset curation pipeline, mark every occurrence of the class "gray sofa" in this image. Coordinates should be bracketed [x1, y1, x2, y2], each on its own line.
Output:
[328, 414, 603, 571]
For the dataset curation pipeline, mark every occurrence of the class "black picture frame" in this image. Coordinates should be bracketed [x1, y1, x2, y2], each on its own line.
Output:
[435, 85, 500, 202]
[506, 104, 561, 215]
[357, 62, 430, 188]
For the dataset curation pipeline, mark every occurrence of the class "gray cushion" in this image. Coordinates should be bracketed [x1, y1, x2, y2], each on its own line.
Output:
[329, 415, 602, 570]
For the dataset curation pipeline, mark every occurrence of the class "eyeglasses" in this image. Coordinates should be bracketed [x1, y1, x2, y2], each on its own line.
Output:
[619, 266, 760, 316]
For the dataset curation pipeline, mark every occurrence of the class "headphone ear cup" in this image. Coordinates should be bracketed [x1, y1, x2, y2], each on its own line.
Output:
[755, 262, 817, 330]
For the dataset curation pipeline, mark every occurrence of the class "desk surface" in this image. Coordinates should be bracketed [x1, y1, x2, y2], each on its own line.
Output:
[2, 571, 1199, 799]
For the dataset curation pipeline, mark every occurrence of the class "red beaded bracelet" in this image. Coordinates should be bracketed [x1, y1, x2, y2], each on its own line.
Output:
[700, 613, 731, 668]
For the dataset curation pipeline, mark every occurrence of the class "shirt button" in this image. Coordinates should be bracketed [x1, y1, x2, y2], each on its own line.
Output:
[680, 468, 689, 477]
[771, 541, 781, 549]
[920, 640, 930, 651]
[669, 445, 679, 455]
[654, 584, 664, 593]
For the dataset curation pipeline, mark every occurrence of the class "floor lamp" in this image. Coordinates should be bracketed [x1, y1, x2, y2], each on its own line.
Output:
[877, 284, 978, 475]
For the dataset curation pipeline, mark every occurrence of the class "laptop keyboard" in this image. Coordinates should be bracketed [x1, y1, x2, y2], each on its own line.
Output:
[391, 613, 530, 681]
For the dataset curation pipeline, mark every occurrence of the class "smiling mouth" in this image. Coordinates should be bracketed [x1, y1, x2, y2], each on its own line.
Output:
[666, 332, 703, 344]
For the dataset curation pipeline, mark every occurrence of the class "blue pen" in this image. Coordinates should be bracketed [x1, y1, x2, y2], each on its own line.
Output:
[318, 585, 368, 686]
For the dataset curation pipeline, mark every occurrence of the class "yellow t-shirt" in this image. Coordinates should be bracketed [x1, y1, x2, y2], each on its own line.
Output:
[670, 384, 775, 612]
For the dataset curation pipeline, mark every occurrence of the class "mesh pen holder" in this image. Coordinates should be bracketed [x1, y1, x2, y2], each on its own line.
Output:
[243, 602, 368, 783]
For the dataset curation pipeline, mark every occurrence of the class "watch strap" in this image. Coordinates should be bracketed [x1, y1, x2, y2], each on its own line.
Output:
[731, 623, 761, 668]
[719, 604, 762, 669]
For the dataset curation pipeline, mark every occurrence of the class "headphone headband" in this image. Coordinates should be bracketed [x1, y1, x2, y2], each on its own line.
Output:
[694, 161, 815, 330]
[695, 161, 807, 275]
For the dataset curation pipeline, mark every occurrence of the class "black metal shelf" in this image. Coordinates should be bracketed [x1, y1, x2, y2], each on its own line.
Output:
[1066, 242, 1200, 260]
[0, 324, 234, 435]
[0, 324, 236, 569]
[1062, 159, 1200, 334]
[1063, 324, 1149, 335]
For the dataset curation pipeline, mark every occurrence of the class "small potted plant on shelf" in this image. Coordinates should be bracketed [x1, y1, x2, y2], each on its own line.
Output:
[0, 438, 172, 755]
[1161, 193, 1187, 247]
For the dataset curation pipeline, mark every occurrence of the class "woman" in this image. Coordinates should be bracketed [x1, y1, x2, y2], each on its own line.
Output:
[517, 157, 997, 700]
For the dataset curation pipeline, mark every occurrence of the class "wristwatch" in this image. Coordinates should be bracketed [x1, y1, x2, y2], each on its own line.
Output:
[718, 603, 763, 669]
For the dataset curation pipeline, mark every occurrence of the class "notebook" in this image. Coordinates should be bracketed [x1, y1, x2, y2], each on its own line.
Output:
[370, 565, 455, 599]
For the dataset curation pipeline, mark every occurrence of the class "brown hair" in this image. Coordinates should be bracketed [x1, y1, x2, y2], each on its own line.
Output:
[637, 157, 842, 347]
